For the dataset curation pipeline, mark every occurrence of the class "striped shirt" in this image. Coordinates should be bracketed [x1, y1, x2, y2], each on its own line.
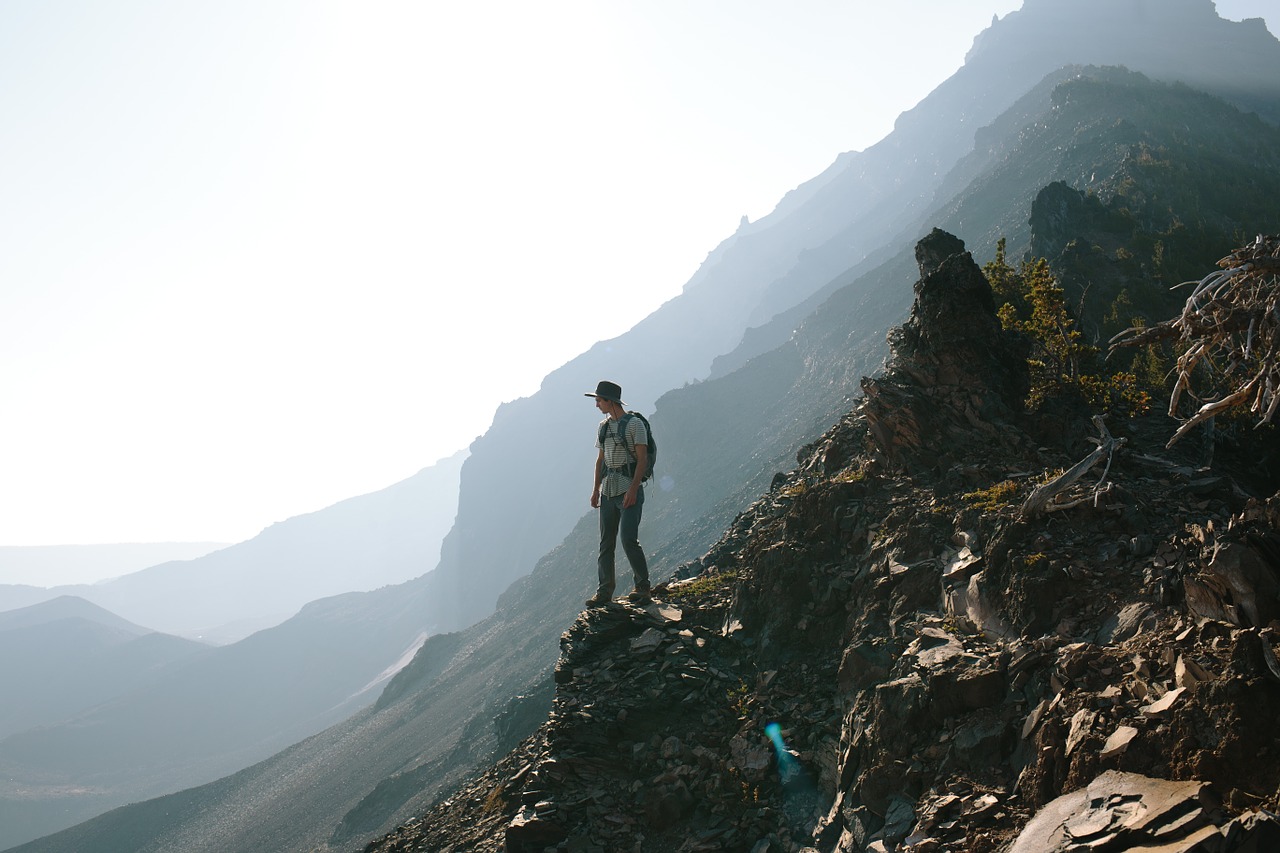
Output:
[597, 416, 648, 498]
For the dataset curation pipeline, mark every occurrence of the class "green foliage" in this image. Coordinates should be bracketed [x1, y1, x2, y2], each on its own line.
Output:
[987, 238, 1029, 319]
[727, 679, 750, 719]
[1080, 370, 1152, 420]
[668, 569, 739, 602]
[1022, 553, 1048, 570]
[777, 479, 809, 498]
[831, 464, 867, 484]
[962, 479, 1021, 511]
[985, 241, 1152, 416]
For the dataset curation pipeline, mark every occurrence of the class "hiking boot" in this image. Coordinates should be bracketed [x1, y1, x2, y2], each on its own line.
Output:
[585, 593, 612, 607]
[626, 589, 652, 604]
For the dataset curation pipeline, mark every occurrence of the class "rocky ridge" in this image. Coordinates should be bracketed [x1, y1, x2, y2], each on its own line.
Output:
[368, 231, 1280, 852]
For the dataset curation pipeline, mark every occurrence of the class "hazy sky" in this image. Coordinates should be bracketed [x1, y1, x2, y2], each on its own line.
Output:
[1, 2, 1275, 550]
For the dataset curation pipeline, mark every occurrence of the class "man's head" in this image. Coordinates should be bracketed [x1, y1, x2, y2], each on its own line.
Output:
[585, 380, 625, 416]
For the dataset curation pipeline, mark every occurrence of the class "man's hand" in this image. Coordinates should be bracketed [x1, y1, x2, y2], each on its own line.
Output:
[592, 448, 605, 509]
[623, 487, 638, 509]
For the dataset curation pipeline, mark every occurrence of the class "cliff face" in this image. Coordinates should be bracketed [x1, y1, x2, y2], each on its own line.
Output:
[373, 232, 1280, 852]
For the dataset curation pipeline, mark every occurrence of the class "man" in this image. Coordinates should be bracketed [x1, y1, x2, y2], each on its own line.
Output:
[584, 380, 651, 606]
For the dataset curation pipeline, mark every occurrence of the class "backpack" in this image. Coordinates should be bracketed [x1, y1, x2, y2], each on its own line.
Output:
[598, 412, 657, 482]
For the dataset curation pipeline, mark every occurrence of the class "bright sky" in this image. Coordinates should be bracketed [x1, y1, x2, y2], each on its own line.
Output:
[1, 1, 1274, 548]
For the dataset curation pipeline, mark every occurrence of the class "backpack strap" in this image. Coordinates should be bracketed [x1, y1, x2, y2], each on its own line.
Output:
[598, 416, 633, 455]
[599, 415, 637, 477]
[615, 413, 636, 457]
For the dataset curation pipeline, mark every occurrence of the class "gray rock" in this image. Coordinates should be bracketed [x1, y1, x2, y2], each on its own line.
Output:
[1096, 602, 1160, 645]
[1008, 771, 1217, 853]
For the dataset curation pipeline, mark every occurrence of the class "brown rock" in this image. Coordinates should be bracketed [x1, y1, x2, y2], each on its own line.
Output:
[506, 806, 567, 852]
[1099, 726, 1138, 760]
[1008, 771, 1217, 853]
[1140, 687, 1186, 718]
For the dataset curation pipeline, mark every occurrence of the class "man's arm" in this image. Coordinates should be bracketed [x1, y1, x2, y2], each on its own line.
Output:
[591, 448, 604, 508]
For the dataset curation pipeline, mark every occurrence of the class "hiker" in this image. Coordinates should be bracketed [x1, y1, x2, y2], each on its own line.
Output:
[584, 380, 651, 606]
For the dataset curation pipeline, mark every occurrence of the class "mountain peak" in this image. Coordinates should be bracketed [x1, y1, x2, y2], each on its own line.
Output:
[0, 595, 152, 635]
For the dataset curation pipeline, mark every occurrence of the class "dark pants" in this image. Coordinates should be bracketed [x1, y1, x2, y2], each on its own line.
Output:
[596, 489, 649, 598]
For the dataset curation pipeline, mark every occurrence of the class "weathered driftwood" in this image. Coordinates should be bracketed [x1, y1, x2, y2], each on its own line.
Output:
[1110, 235, 1280, 448]
[1020, 416, 1126, 518]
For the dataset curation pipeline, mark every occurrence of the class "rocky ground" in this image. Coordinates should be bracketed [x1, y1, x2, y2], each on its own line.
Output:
[365, 231, 1280, 852]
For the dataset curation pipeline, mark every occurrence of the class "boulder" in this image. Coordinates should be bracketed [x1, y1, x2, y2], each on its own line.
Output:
[1008, 771, 1218, 853]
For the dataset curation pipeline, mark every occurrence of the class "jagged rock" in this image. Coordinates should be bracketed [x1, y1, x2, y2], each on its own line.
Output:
[1064, 708, 1097, 757]
[876, 796, 916, 846]
[1096, 602, 1160, 644]
[1185, 541, 1280, 628]
[952, 711, 1010, 767]
[918, 646, 1005, 718]
[730, 732, 773, 782]
[1219, 812, 1280, 852]
[1175, 655, 1216, 689]
[837, 640, 892, 693]
[630, 628, 666, 652]
[860, 230, 1029, 469]
[1141, 687, 1186, 718]
[506, 805, 568, 851]
[1099, 726, 1138, 760]
[1008, 771, 1219, 853]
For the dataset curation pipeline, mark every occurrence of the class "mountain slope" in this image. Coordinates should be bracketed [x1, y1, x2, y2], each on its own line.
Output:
[0, 597, 208, 739]
[0, 580, 442, 851]
[0, 449, 466, 643]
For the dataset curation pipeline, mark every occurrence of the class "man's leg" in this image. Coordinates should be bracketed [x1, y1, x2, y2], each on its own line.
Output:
[619, 489, 650, 595]
[594, 496, 621, 600]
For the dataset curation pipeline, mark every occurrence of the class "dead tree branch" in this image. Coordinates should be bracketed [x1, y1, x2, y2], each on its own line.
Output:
[1020, 416, 1127, 518]
[1109, 235, 1280, 447]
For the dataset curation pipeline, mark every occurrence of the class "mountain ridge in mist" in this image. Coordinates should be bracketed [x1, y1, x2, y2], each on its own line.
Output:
[0, 449, 466, 643]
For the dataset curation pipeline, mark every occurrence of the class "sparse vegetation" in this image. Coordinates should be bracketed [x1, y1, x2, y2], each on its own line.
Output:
[777, 479, 809, 498]
[480, 783, 508, 815]
[962, 479, 1021, 511]
[986, 238, 1152, 417]
[831, 464, 867, 484]
[668, 569, 739, 602]
[727, 679, 750, 719]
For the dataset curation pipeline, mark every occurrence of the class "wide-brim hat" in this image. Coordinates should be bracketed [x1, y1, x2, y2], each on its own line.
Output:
[585, 380, 624, 404]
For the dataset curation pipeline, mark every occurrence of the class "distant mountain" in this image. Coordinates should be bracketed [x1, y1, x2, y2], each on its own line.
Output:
[0, 543, 226, 588]
[0, 597, 209, 740]
[0, 581, 441, 851]
[0, 450, 466, 642]
[0, 594, 150, 634]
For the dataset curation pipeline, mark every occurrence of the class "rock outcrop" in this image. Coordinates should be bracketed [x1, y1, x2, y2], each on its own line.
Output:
[366, 231, 1280, 852]
[858, 228, 1030, 474]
